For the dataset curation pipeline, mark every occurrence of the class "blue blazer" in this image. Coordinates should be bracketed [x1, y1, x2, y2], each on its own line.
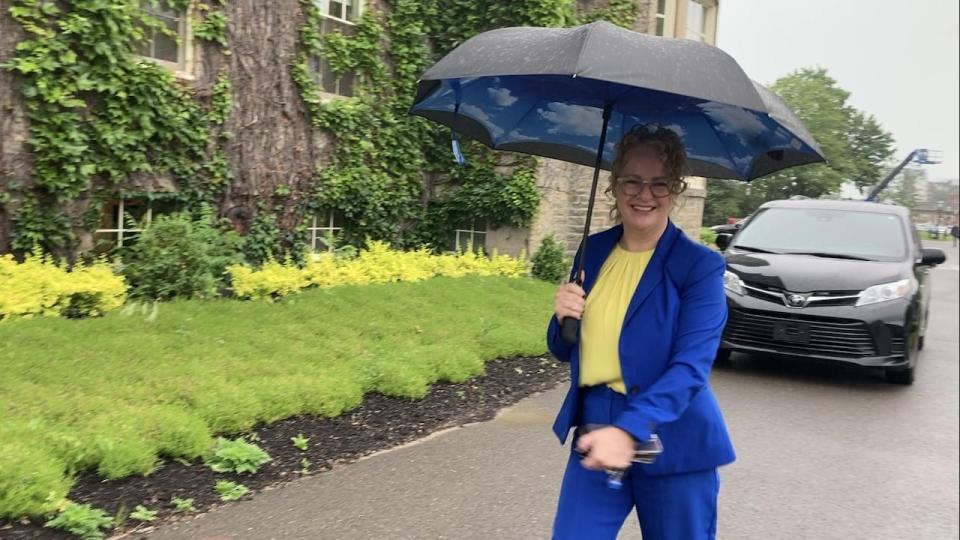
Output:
[547, 221, 736, 476]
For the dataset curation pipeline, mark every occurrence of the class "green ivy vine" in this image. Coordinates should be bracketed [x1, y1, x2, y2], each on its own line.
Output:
[293, 0, 594, 250]
[5, 0, 642, 255]
[576, 0, 641, 28]
[193, 0, 228, 45]
[4, 0, 230, 254]
[293, 0, 643, 251]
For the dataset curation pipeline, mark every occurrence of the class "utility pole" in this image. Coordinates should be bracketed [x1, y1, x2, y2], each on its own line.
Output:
[865, 149, 941, 202]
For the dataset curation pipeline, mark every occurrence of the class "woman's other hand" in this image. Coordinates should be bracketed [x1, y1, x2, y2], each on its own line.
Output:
[554, 271, 586, 323]
[576, 426, 635, 471]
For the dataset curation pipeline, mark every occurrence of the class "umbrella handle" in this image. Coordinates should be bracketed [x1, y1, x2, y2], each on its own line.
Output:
[561, 316, 579, 344]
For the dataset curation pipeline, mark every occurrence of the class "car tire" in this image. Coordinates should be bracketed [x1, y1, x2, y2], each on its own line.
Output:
[885, 367, 915, 385]
[714, 348, 732, 367]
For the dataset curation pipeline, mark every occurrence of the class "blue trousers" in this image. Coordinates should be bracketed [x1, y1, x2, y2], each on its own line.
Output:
[552, 386, 720, 540]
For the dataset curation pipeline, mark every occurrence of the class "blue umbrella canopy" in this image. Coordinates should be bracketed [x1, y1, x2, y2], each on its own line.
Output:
[411, 21, 825, 180]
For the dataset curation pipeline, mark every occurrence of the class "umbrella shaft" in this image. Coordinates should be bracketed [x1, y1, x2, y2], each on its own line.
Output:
[563, 102, 611, 346]
[574, 102, 613, 286]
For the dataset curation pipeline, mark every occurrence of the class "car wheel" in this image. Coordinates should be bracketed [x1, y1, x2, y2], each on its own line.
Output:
[885, 367, 915, 385]
[714, 348, 732, 367]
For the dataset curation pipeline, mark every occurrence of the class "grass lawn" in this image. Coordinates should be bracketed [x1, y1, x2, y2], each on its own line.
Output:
[0, 275, 556, 519]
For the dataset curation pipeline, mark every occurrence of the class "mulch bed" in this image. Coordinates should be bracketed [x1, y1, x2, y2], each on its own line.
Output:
[1, 355, 568, 539]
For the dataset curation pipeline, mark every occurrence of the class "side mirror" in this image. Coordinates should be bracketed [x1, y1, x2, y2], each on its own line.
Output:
[920, 248, 946, 267]
[715, 233, 732, 251]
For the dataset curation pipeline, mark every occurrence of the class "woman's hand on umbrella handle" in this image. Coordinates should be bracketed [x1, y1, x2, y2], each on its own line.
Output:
[555, 272, 585, 343]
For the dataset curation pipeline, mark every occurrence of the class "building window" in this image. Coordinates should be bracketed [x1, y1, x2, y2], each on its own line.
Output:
[451, 221, 487, 254]
[685, 0, 708, 42]
[93, 198, 179, 252]
[654, 0, 667, 36]
[307, 210, 344, 252]
[321, 0, 360, 21]
[136, 1, 188, 72]
[314, 0, 361, 97]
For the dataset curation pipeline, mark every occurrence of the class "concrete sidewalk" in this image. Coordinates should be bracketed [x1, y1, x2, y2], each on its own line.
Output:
[145, 384, 642, 539]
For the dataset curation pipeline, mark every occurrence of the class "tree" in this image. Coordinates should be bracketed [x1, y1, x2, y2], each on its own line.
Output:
[846, 110, 896, 195]
[705, 67, 895, 218]
[885, 167, 925, 209]
[925, 180, 958, 207]
[748, 68, 856, 202]
[703, 179, 749, 226]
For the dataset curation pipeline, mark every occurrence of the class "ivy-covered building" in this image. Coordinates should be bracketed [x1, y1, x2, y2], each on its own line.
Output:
[0, 0, 719, 259]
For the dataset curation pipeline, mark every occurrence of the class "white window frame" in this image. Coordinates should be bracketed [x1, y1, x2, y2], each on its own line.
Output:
[313, 0, 363, 98]
[650, 0, 677, 38]
[453, 221, 487, 254]
[685, 0, 708, 42]
[94, 198, 181, 249]
[679, 0, 718, 45]
[316, 0, 362, 24]
[94, 199, 149, 249]
[307, 210, 343, 252]
[136, 1, 194, 79]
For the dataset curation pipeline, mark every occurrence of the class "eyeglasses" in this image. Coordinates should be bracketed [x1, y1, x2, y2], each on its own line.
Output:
[615, 177, 679, 198]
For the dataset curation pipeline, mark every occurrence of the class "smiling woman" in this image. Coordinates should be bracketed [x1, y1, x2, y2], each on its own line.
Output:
[547, 123, 734, 540]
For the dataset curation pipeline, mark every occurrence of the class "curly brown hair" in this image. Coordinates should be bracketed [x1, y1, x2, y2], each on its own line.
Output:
[604, 124, 688, 220]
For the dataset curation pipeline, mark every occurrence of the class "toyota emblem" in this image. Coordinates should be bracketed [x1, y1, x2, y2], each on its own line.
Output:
[785, 293, 808, 308]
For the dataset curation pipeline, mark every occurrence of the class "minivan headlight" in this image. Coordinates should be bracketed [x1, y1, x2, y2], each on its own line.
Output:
[723, 270, 745, 296]
[856, 279, 913, 307]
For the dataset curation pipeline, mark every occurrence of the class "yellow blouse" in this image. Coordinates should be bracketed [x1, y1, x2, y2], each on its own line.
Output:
[578, 244, 653, 394]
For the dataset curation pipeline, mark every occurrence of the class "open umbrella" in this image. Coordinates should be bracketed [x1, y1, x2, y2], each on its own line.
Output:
[410, 20, 826, 342]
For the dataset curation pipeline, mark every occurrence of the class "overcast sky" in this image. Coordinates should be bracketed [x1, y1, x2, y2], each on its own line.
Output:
[716, 0, 960, 183]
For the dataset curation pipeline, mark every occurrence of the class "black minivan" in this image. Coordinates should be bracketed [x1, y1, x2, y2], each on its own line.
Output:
[715, 199, 947, 384]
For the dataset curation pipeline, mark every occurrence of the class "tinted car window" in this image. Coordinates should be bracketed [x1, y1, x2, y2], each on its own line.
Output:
[733, 208, 908, 262]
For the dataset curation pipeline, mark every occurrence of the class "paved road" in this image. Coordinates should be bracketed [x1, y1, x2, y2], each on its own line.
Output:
[148, 241, 959, 540]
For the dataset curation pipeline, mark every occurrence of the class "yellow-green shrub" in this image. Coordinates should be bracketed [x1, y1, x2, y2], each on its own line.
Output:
[229, 242, 529, 299]
[226, 258, 308, 300]
[0, 252, 126, 321]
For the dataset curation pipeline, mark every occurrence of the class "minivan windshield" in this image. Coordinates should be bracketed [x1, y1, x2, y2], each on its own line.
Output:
[732, 207, 908, 262]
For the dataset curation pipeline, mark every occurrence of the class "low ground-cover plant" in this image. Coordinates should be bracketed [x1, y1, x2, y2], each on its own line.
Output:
[0, 251, 126, 321]
[44, 503, 113, 539]
[291, 434, 309, 451]
[129, 504, 158, 522]
[170, 497, 196, 513]
[0, 275, 554, 519]
[204, 437, 271, 474]
[228, 241, 527, 300]
[214, 480, 249, 501]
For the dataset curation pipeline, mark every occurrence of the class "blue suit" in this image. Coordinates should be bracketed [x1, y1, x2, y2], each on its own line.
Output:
[548, 221, 735, 539]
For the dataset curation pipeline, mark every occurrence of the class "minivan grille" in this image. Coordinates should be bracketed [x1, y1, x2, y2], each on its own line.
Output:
[741, 280, 860, 307]
[890, 337, 905, 356]
[725, 308, 878, 358]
